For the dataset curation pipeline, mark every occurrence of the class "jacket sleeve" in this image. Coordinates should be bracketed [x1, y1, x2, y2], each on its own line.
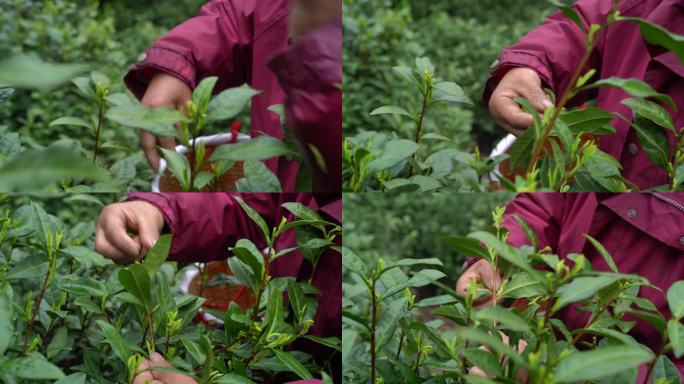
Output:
[124, 0, 253, 99]
[268, 22, 342, 193]
[502, 193, 566, 251]
[483, 0, 616, 105]
[126, 192, 278, 263]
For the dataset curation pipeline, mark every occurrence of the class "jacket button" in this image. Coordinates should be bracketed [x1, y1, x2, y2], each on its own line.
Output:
[628, 143, 638, 155]
[627, 209, 637, 218]
[680, 237, 684, 246]
[137, 53, 148, 63]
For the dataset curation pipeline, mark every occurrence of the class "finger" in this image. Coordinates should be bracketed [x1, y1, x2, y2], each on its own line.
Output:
[158, 136, 176, 151]
[479, 264, 502, 292]
[95, 226, 131, 264]
[468, 366, 491, 378]
[149, 352, 197, 384]
[456, 271, 476, 297]
[490, 94, 535, 131]
[101, 208, 142, 261]
[141, 131, 161, 172]
[136, 214, 161, 252]
[133, 360, 154, 384]
[519, 85, 554, 113]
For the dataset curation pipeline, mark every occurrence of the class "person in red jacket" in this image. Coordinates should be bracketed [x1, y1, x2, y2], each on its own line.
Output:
[95, 193, 341, 384]
[486, 0, 683, 189]
[126, 0, 342, 192]
[457, 193, 684, 379]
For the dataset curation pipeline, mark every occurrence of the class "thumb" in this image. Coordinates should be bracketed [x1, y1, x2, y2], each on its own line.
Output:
[521, 85, 553, 113]
[137, 215, 161, 252]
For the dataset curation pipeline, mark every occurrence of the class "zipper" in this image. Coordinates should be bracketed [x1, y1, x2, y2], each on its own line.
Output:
[652, 192, 684, 213]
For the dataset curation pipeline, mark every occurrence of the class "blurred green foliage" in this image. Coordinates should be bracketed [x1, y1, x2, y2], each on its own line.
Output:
[343, 0, 552, 152]
[343, 192, 515, 291]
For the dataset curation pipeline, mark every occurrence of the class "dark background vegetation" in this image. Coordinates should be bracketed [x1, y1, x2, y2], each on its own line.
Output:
[343, 0, 553, 153]
[343, 192, 515, 293]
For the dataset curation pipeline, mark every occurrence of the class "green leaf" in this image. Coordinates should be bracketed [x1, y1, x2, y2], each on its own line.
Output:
[61, 246, 111, 268]
[553, 346, 652, 382]
[622, 17, 684, 71]
[50, 116, 92, 130]
[673, 163, 684, 190]
[667, 281, 684, 320]
[342, 247, 369, 277]
[432, 81, 472, 104]
[370, 105, 413, 118]
[207, 85, 261, 123]
[106, 104, 184, 137]
[457, 328, 526, 366]
[47, 326, 69, 359]
[96, 320, 131, 365]
[236, 160, 282, 192]
[233, 196, 270, 243]
[232, 239, 265, 281]
[142, 234, 172, 276]
[512, 215, 538, 249]
[622, 97, 674, 131]
[55, 373, 87, 384]
[264, 288, 285, 335]
[462, 348, 502, 376]
[29, 201, 57, 247]
[160, 147, 191, 191]
[560, 107, 615, 135]
[668, 320, 684, 358]
[501, 272, 546, 299]
[554, 275, 621, 311]
[0, 54, 88, 89]
[376, 297, 409, 351]
[0, 355, 66, 380]
[631, 117, 671, 171]
[366, 139, 420, 174]
[215, 374, 256, 384]
[417, 294, 459, 307]
[209, 136, 293, 162]
[193, 171, 214, 191]
[180, 336, 206, 364]
[282, 202, 322, 222]
[441, 236, 490, 259]
[474, 306, 530, 332]
[193, 76, 218, 113]
[509, 125, 536, 170]
[432, 303, 469, 325]
[652, 355, 681, 384]
[547, 0, 585, 33]
[584, 234, 618, 273]
[117, 264, 152, 310]
[272, 349, 313, 380]
[0, 147, 110, 192]
[301, 335, 342, 351]
[0, 286, 13, 355]
[228, 257, 256, 294]
[287, 279, 306, 322]
[584, 77, 675, 110]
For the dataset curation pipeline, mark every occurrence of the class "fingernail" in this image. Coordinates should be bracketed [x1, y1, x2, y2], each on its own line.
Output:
[542, 100, 554, 109]
[150, 352, 163, 362]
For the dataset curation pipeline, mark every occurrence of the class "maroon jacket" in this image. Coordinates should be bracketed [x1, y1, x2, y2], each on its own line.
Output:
[127, 192, 341, 376]
[485, 0, 684, 190]
[124, 0, 341, 192]
[504, 193, 684, 377]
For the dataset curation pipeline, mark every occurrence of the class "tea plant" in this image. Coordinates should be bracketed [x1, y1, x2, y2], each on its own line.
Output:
[0, 196, 341, 383]
[343, 207, 683, 383]
[343, 0, 684, 192]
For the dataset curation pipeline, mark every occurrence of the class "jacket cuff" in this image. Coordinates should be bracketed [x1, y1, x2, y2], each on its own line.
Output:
[267, 21, 342, 92]
[482, 50, 554, 107]
[126, 192, 178, 235]
[124, 46, 197, 100]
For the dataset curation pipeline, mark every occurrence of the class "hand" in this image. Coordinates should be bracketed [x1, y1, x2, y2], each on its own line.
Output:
[133, 352, 198, 384]
[488, 67, 553, 136]
[140, 72, 192, 172]
[289, 0, 342, 41]
[95, 201, 165, 265]
[456, 259, 502, 306]
[468, 333, 528, 380]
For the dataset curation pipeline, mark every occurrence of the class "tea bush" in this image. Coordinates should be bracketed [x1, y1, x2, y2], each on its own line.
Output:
[0, 194, 341, 383]
[342, 204, 684, 383]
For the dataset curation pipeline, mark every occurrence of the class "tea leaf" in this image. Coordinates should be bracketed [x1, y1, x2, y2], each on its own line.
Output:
[215, 374, 256, 384]
[584, 77, 675, 110]
[560, 107, 614, 135]
[264, 288, 284, 335]
[667, 281, 684, 320]
[462, 348, 502, 376]
[432, 81, 471, 104]
[376, 297, 409, 351]
[29, 201, 57, 248]
[50, 116, 92, 130]
[232, 239, 265, 281]
[652, 355, 681, 384]
[287, 279, 306, 322]
[0, 147, 110, 192]
[180, 336, 206, 364]
[117, 264, 152, 310]
[366, 139, 420, 174]
[142, 234, 172, 276]
[0, 286, 13, 355]
[547, 0, 585, 33]
[0, 355, 66, 380]
[432, 303, 468, 325]
[55, 373, 87, 384]
[193, 77, 218, 113]
[342, 246, 369, 277]
[282, 202, 322, 222]
[227, 256, 256, 294]
[62, 246, 111, 268]
[501, 272, 546, 299]
[210, 136, 294, 162]
[668, 320, 684, 358]
[512, 215, 538, 249]
[457, 328, 526, 366]
[0, 54, 88, 89]
[441, 236, 490, 259]
[370, 105, 413, 118]
[554, 275, 621, 311]
[236, 160, 282, 192]
[553, 346, 652, 382]
[106, 104, 184, 137]
[474, 306, 530, 332]
[622, 97, 674, 131]
[509, 125, 536, 170]
[631, 117, 671, 171]
[96, 320, 131, 365]
[46, 326, 69, 359]
[160, 148, 191, 191]
[584, 234, 618, 273]
[207, 85, 261, 123]
[301, 335, 342, 351]
[622, 17, 684, 70]
[272, 349, 313, 380]
[233, 196, 270, 243]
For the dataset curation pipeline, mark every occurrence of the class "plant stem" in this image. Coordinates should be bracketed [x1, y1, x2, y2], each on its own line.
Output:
[411, 87, 431, 176]
[93, 101, 106, 164]
[395, 331, 404, 361]
[23, 266, 53, 353]
[370, 278, 377, 384]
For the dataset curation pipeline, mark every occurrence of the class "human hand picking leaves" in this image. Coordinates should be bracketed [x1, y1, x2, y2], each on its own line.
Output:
[133, 352, 198, 384]
[95, 201, 165, 265]
[456, 259, 502, 306]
